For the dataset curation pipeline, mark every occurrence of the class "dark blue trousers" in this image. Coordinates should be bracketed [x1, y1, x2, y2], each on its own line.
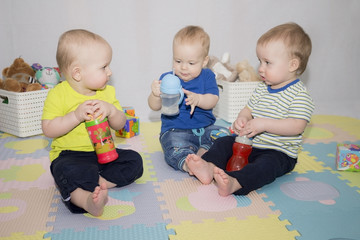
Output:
[50, 149, 143, 213]
[201, 136, 297, 195]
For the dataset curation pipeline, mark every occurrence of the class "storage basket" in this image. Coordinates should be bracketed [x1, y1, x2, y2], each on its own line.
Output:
[0, 89, 49, 137]
[213, 79, 259, 123]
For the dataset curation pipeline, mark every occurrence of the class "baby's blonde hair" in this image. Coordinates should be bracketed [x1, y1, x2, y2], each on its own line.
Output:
[173, 25, 210, 57]
[257, 22, 312, 75]
[56, 29, 110, 74]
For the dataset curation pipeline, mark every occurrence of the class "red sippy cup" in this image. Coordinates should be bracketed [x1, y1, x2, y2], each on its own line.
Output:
[85, 115, 118, 164]
[226, 135, 252, 171]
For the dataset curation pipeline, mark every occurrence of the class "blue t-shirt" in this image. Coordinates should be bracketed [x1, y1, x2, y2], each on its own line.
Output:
[160, 68, 218, 133]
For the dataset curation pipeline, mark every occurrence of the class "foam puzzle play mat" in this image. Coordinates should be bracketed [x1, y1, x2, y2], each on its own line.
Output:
[1, 115, 359, 240]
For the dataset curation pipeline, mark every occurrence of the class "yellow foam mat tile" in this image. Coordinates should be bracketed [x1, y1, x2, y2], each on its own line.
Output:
[0, 231, 50, 240]
[140, 122, 162, 153]
[167, 215, 299, 240]
[303, 115, 360, 144]
[294, 150, 332, 174]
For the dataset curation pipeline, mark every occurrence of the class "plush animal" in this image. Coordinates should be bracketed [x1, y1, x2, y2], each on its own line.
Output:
[207, 52, 238, 82]
[1, 58, 42, 92]
[33, 64, 61, 88]
[236, 60, 261, 82]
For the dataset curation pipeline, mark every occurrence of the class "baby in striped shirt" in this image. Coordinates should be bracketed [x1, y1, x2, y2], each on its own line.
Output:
[186, 22, 315, 196]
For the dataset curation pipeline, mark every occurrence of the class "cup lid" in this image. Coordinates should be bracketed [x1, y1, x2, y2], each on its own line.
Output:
[160, 74, 182, 94]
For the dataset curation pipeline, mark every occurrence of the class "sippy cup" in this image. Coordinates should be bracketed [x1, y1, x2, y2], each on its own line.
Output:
[160, 73, 184, 116]
[226, 135, 253, 171]
[85, 115, 118, 164]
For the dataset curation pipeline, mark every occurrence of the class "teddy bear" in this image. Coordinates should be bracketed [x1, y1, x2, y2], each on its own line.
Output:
[236, 60, 261, 82]
[207, 52, 238, 82]
[1, 57, 42, 92]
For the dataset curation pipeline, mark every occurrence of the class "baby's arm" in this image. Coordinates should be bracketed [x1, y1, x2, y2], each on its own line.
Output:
[148, 79, 162, 111]
[242, 117, 308, 138]
[42, 100, 95, 138]
[183, 89, 218, 115]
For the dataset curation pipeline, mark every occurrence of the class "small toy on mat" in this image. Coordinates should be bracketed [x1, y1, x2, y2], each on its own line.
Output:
[336, 143, 360, 171]
[115, 107, 139, 138]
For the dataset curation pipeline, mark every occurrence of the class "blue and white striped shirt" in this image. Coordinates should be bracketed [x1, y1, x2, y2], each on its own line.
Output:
[247, 79, 314, 158]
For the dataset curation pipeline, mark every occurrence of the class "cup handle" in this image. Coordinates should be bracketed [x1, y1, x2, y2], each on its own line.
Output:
[178, 89, 184, 104]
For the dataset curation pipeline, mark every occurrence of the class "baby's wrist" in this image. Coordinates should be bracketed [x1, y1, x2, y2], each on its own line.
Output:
[152, 91, 160, 98]
[72, 111, 82, 124]
[195, 93, 201, 106]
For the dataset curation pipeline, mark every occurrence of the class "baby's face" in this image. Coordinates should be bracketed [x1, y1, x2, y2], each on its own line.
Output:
[256, 39, 297, 89]
[78, 42, 113, 95]
[172, 42, 208, 82]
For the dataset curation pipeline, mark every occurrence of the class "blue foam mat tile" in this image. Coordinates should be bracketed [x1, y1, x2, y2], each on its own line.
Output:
[149, 151, 190, 182]
[44, 223, 175, 240]
[258, 170, 360, 240]
[302, 141, 360, 172]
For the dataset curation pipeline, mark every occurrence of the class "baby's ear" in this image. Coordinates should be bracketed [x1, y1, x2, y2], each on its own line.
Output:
[289, 58, 300, 73]
[202, 55, 210, 68]
[71, 67, 81, 82]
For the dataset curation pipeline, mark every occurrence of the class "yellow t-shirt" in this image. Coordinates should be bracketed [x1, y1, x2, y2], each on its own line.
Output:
[42, 81, 122, 161]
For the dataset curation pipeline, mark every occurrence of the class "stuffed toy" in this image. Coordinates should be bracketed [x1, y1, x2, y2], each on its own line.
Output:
[32, 63, 61, 89]
[207, 52, 238, 82]
[1, 57, 42, 92]
[235, 60, 261, 82]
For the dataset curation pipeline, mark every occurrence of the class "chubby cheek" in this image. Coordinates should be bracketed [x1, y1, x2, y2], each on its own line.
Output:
[173, 66, 181, 75]
[89, 76, 107, 89]
[190, 68, 202, 78]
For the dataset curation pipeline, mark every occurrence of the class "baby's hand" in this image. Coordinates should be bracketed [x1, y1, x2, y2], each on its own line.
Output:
[89, 100, 113, 121]
[183, 89, 200, 115]
[242, 118, 265, 138]
[232, 116, 247, 135]
[151, 80, 161, 97]
[74, 101, 96, 122]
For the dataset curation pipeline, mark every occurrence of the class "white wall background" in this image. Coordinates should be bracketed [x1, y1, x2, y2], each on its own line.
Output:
[1, 0, 359, 121]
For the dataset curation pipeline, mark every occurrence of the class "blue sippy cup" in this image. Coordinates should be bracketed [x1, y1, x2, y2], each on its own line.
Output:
[160, 73, 184, 116]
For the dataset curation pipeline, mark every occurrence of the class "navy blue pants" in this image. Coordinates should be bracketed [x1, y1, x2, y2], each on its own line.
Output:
[50, 149, 143, 213]
[201, 136, 297, 195]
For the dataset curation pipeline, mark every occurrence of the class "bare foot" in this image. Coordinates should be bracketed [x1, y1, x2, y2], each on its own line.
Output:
[87, 183, 109, 216]
[185, 154, 214, 184]
[213, 167, 241, 197]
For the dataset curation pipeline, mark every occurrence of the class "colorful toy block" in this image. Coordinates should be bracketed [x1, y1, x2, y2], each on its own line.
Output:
[115, 107, 139, 138]
[336, 143, 360, 171]
[123, 106, 135, 117]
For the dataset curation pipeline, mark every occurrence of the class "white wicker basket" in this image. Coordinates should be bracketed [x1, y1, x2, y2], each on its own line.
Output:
[213, 79, 259, 123]
[0, 89, 49, 137]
